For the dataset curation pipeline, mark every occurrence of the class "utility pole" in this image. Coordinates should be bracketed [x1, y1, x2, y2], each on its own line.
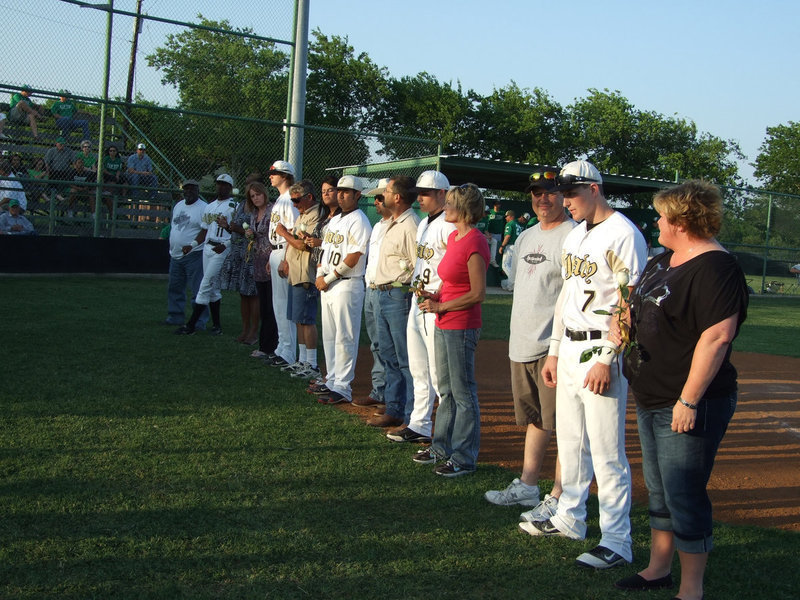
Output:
[125, 0, 143, 106]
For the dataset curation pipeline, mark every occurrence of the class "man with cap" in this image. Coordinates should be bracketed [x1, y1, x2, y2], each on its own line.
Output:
[314, 175, 372, 404]
[0, 159, 27, 212]
[8, 86, 43, 139]
[387, 170, 456, 443]
[164, 179, 208, 328]
[353, 178, 391, 409]
[0, 199, 34, 235]
[486, 200, 505, 267]
[485, 167, 574, 525]
[176, 174, 237, 335]
[499, 209, 523, 291]
[518, 212, 532, 230]
[366, 175, 420, 427]
[264, 160, 299, 368]
[525, 160, 647, 572]
[51, 91, 91, 140]
[127, 143, 158, 200]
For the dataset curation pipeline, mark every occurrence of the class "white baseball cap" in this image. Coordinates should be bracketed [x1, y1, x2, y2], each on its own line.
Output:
[337, 175, 363, 191]
[137, 143, 146, 150]
[412, 170, 450, 192]
[269, 160, 295, 177]
[216, 173, 234, 186]
[556, 160, 603, 191]
[522, 212, 531, 220]
[365, 177, 390, 196]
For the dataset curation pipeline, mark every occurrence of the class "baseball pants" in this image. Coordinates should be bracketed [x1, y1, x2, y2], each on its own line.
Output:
[320, 278, 365, 401]
[405, 300, 439, 437]
[195, 244, 229, 305]
[270, 249, 297, 364]
[549, 335, 633, 562]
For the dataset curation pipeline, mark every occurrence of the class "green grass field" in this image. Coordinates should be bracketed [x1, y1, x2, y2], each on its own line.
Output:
[1, 277, 798, 599]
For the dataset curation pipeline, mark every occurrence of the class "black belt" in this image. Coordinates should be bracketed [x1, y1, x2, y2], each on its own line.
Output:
[208, 240, 226, 249]
[565, 328, 602, 341]
[371, 283, 407, 291]
[271, 244, 285, 250]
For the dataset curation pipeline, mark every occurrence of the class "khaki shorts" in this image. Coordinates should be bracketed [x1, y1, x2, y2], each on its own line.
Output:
[510, 357, 556, 430]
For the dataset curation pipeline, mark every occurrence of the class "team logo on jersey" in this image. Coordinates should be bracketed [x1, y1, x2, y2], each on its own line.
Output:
[324, 230, 344, 245]
[563, 252, 598, 284]
[416, 243, 435, 261]
[270, 212, 280, 223]
[523, 252, 547, 266]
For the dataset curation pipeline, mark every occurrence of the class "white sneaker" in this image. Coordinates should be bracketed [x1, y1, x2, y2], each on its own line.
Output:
[484, 478, 540, 507]
[291, 364, 321, 380]
[281, 361, 306, 373]
[519, 493, 559, 522]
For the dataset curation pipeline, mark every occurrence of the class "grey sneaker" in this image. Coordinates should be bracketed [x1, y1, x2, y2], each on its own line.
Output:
[518, 518, 567, 537]
[575, 545, 630, 570]
[520, 493, 559, 522]
[281, 361, 306, 373]
[484, 478, 540, 507]
[291, 364, 321, 380]
[412, 447, 438, 464]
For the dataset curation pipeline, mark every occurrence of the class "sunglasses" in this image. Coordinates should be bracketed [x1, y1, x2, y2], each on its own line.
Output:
[291, 193, 308, 203]
[529, 171, 557, 182]
[555, 173, 598, 187]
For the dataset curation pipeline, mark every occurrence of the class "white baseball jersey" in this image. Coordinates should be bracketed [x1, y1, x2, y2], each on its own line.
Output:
[558, 211, 647, 333]
[413, 210, 456, 293]
[319, 209, 372, 278]
[200, 197, 237, 244]
[268, 190, 299, 250]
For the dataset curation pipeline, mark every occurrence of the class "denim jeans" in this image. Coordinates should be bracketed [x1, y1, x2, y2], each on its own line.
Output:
[637, 391, 737, 553]
[128, 172, 158, 200]
[363, 286, 385, 402]
[167, 251, 207, 329]
[56, 116, 90, 140]
[377, 288, 413, 420]
[431, 327, 481, 470]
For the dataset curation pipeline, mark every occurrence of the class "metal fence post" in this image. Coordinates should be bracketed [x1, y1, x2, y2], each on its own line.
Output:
[94, 0, 114, 238]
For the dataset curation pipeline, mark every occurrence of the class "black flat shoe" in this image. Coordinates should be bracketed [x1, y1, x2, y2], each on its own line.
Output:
[615, 572, 673, 590]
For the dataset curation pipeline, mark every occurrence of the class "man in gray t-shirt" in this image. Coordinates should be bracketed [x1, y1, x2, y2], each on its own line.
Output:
[485, 168, 576, 525]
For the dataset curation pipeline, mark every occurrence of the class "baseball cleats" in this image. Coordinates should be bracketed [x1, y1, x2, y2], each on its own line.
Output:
[267, 355, 290, 368]
[484, 479, 540, 507]
[519, 494, 559, 523]
[280, 361, 305, 373]
[291, 364, 321, 380]
[518, 518, 567, 537]
[174, 325, 195, 335]
[317, 391, 348, 405]
[307, 383, 330, 395]
[386, 427, 431, 444]
[575, 545, 630, 570]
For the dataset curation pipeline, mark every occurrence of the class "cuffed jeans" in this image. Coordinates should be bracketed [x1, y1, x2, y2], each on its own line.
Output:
[363, 286, 385, 402]
[167, 250, 207, 329]
[431, 327, 481, 470]
[637, 391, 737, 553]
[377, 288, 413, 421]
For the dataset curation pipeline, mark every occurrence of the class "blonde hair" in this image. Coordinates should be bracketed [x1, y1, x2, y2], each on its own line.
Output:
[446, 183, 485, 225]
[652, 180, 722, 239]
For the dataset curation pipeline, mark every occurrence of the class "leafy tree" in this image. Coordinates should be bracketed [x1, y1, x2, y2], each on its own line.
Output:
[753, 122, 800, 195]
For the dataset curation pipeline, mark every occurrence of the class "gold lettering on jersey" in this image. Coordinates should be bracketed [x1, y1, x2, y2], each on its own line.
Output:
[324, 230, 344, 245]
[416, 243, 435, 261]
[563, 253, 598, 284]
[270, 212, 280, 223]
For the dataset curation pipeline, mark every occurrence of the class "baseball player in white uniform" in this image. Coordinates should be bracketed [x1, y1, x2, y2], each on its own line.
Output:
[387, 170, 456, 443]
[266, 160, 299, 367]
[530, 160, 647, 571]
[176, 174, 238, 335]
[315, 175, 372, 404]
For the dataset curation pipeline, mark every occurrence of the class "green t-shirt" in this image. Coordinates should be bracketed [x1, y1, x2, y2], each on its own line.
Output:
[503, 220, 522, 245]
[10, 93, 30, 110]
[527, 216, 538, 228]
[74, 151, 97, 170]
[51, 100, 76, 119]
[103, 155, 124, 174]
[476, 215, 489, 234]
[487, 209, 505, 235]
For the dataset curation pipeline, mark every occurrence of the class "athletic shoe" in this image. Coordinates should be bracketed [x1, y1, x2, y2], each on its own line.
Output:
[484, 478, 540, 507]
[518, 518, 567, 537]
[317, 391, 348, 405]
[614, 573, 673, 591]
[208, 326, 223, 336]
[250, 350, 268, 359]
[291, 364, 321, 380]
[281, 361, 306, 373]
[520, 494, 559, 522]
[412, 447, 438, 464]
[434, 460, 475, 478]
[575, 545, 630, 570]
[267, 356, 290, 368]
[306, 382, 329, 395]
[386, 427, 431, 444]
[174, 325, 195, 335]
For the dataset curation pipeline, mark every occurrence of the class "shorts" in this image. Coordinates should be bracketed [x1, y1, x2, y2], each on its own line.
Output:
[288, 282, 318, 325]
[510, 357, 556, 430]
[9, 105, 27, 123]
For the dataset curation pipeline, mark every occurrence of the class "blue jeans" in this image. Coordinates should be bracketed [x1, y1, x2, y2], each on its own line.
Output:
[637, 392, 737, 553]
[431, 327, 481, 470]
[129, 173, 158, 199]
[55, 116, 90, 140]
[377, 288, 413, 420]
[363, 287, 385, 402]
[167, 251, 207, 329]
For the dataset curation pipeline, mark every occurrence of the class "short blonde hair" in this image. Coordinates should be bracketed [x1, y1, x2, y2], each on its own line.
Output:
[653, 180, 722, 239]
[446, 183, 485, 225]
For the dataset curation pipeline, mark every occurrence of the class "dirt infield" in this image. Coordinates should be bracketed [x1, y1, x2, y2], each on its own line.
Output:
[346, 344, 800, 532]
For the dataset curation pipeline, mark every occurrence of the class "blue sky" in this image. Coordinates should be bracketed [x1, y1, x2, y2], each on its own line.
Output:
[2, 0, 797, 184]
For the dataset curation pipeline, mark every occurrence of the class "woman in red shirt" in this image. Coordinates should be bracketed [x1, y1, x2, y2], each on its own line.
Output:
[416, 184, 491, 476]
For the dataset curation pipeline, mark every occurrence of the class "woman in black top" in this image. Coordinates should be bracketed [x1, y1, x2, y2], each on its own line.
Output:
[614, 181, 748, 600]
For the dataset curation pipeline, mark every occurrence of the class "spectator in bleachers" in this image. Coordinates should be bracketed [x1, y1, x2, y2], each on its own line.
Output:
[8, 86, 44, 139]
[0, 159, 27, 211]
[45, 137, 74, 202]
[25, 157, 49, 206]
[0, 110, 7, 139]
[67, 157, 93, 214]
[9, 154, 25, 177]
[74, 140, 98, 173]
[0, 199, 34, 235]
[51, 91, 91, 141]
[102, 144, 126, 197]
[127, 143, 158, 200]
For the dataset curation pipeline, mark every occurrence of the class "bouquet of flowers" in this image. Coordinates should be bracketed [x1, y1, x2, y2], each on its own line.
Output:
[579, 269, 635, 364]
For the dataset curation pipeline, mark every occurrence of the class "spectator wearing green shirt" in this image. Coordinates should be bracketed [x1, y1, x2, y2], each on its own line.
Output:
[74, 140, 98, 173]
[8, 86, 43, 139]
[487, 200, 505, 267]
[499, 210, 522, 290]
[51, 91, 91, 140]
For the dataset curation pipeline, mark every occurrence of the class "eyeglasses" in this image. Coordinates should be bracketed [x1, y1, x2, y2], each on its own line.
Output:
[555, 173, 599, 187]
[529, 171, 557, 182]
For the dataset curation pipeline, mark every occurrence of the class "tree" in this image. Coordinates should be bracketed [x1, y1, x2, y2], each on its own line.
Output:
[754, 122, 800, 195]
